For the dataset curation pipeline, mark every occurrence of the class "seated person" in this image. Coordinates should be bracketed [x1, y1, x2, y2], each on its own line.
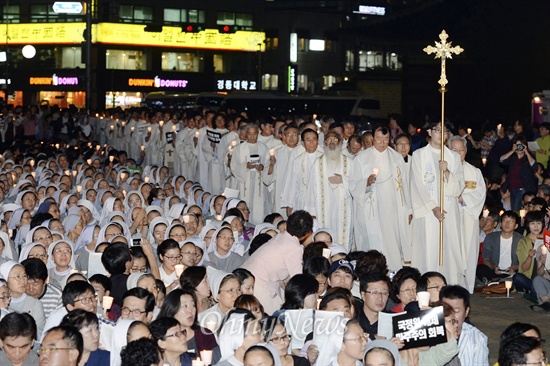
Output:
[476, 210, 521, 282]
[0, 313, 39, 366]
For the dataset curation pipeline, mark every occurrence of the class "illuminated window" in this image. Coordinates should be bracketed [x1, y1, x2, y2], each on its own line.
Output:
[106, 50, 149, 70]
[216, 12, 253, 30]
[213, 54, 228, 73]
[164, 8, 205, 24]
[59, 47, 85, 68]
[30, 5, 60, 22]
[261, 74, 278, 91]
[119, 5, 153, 23]
[2, 5, 20, 23]
[265, 38, 279, 51]
[161, 52, 204, 72]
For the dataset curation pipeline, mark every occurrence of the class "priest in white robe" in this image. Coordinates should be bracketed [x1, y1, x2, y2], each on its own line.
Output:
[207, 114, 230, 195]
[350, 125, 412, 269]
[305, 131, 353, 249]
[230, 123, 269, 225]
[410, 122, 466, 287]
[449, 136, 486, 293]
[262, 124, 299, 217]
[280, 128, 323, 217]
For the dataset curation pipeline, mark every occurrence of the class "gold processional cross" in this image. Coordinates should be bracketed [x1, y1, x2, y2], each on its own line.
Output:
[423, 30, 463, 265]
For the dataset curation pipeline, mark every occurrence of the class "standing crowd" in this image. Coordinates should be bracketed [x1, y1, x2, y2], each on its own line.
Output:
[0, 104, 547, 366]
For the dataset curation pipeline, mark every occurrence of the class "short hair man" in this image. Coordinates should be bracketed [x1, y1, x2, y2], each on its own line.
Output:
[121, 287, 155, 324]
[22, 258, 62, 319]
[327, 260, 354, 291]
[498, 335, 544, 366]
[476, 210, 521, 282]
[358, 271, 391, 340]
[0, 313, 39, 366]
[440, 285, 489, 365]
[39, 325, 83, 366]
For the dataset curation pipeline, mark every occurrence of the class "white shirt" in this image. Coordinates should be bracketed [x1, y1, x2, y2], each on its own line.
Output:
[499, 236, 513, 269]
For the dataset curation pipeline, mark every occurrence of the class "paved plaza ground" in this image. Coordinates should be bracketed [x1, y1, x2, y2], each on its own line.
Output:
[469, 292, 550, 364]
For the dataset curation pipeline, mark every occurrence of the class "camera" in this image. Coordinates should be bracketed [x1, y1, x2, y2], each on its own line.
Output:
[517, 143, 524, 151]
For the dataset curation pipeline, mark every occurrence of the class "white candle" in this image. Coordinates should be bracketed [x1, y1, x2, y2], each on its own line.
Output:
[195, 131, 200, 138]
[64, 170, 70, 176]
[175, 264, 184, 277]
[77, 185, 82, 193]
[87, 159, 92, 165]
[497, 124, 502, 132]
[322, 248, 331, 259]
[109, 156, 114, 162]
[482, 209, 489, 218]
[131, 126, 135, 132]
[147, 126, 152, 132]
[141, 145, 145, 151]
[159, 121, 164, 127]
[144, 177, 150, 183]
[228, 146, 233, 155]
[172, 125, 177, 132]
[231, 140, 237, 147]
[29, 159, 34, 167]
[31, 172, 36, 178]
[121, 121, 125, 127]
[467, 128, 472, 135]
[372, 168, 379, 176]
[72, 170, 77, 177]
[215, 215, 223, 221]
[200, 350, 213, 365]
[55, 143, 60, 149]
[102, 295, 114, 310]
[499, 210, 504, 216]
[520, 209, 526, 218]
[316, 298, 322, 310]
[482, 158, 487, 166]
[269, 148, 275, 156]
[110, 125, 114, 130]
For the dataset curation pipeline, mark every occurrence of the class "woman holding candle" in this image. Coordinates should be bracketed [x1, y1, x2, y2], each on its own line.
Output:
[158, 239, 183, 292]
[158, 288, 220, 363]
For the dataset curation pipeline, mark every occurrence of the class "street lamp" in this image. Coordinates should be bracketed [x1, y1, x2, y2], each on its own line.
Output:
[22, 45, 36, 59]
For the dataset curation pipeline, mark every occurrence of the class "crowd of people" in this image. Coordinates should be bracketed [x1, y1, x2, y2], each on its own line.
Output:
[0, 103, 547, 366]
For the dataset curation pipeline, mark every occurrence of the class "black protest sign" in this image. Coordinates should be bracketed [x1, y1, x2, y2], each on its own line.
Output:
[392, 306, 447, 350]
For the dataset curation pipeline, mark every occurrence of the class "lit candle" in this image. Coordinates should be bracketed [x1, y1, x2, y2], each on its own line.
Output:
[95, 113, 99, 117]
[269, 148, 275, 156]
[131, 126, 135, 132]
[195, 131, 200, 138]
[215, 215, 223, 221]
[110, 125, 114, 130]
[322, 248, 331, 259]
[467, 128, 472, 135]
[175, 264, 184, 277]
[228, 146, 233, 155]
[0, 154, 3, 160]
[148, 126, 152, 132]
[541, 246, 548, 255]
[497, 124, 502, 132]
[72, 170, 77, 177]
[316, 298, 322, 310]
[144, 177, 150, 183]
[499, 210, 504, 216]
[200, 350, 213, 365]
[31, 172, 36, 178]
[231, 140, 237, 147]
[29, 159, 34, 167]
[102, 296, 114, 310]
[482, 209, 489, 218]
[109, 156, 114, 162]
[520, 209, 526, 218]
[505, 280, 512, 297]
[55, 143, 60, 149]
[120, 173, 126, 180]
[64, 170, 70, 176]
[8, 229, 13, 238]
[96, 145, 101, 150]
[372, 168, 379, 176]
[141, 145, 145, 151]
[159, 121, 164, 127]
[87, 159, 92, 165]
[77, 185, 82, 193]
[121, 121, 125, 127]
[482, 158, 487, 166]
[172, 125, 177, 132]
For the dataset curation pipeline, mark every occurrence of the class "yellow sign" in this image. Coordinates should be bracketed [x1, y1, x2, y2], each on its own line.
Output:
[0, 22, 265, 52]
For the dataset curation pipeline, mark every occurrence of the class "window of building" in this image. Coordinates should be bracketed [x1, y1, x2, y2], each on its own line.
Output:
[164, 8, 205, 24]
[323, 75, 336, 90]
[386, 52, 402, 70]
[30, 5, 60, 22]
[357, 50, 402, 71]
[298, 38, 306, 52]
[119, 5, 153, 23]
[105, 91, 142, 108]
[59, 47, 85, 69]
[298, 74, 308, 92]
[2, 5, 20, 23]
[217, 12, 253, 29]
[106, 49, 148, 70]
[161, 52, 203, 72]
[261, 74, 278, 91]
[265, 37, 279, 51]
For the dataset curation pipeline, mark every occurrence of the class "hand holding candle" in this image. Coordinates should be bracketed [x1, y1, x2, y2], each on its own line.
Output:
[467, 128, 472, 135]
[175, 264, 184, 277]
[102, 296, 114, 311]
[372, 168, 379, 176]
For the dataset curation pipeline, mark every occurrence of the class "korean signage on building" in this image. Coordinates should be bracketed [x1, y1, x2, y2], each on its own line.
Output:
[216, 79, 257, 91]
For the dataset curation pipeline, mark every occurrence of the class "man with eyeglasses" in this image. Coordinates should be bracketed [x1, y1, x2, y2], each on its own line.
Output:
[350, 124, 412, 270]
[304, 131, 353, 248]
[120, 288, 155, 324]
[358, 271, 391, 341]
[410, 120, 466, 287]
[39, 325, 82, 366]
[22, 258, 62, 319]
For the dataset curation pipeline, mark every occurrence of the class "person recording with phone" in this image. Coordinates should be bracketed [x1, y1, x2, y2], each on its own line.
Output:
[500, 136, 537, 211]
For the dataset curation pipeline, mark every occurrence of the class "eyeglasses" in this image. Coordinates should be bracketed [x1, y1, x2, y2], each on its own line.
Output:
[431, 127, 443, 133]
[427, 285, 446, 292]
[518, 359, 547, 366]
[344, 333, 369, 342]
[37, 347, 75, 355]
[164, 329, 187, 339]
[326, 138, 339, 143]
[75, 294, 97, 305]
[0, 292, 11, 300]
[400, 288, 417, 295]
[9, 274, 28, 281]
[270, 334, 291, 343]
[53, 248, 72, 255]
[219, 287, 242, 295]
[131, 266, 148, 273]
[121, 307, 147, 317]
[364, 290, 389, 297]
[163, 255, 182, 262]
[35, 235, 53, 242]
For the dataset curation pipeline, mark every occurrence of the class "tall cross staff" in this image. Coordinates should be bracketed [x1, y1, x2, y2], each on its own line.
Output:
[423, 30, 463, 265]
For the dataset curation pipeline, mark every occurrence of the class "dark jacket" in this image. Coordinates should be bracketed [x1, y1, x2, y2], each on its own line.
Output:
[500, 153, 537, 193]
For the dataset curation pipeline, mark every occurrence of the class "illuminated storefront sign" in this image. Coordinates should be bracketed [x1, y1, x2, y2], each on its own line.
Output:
[128, 76, 188, 89]
[216, 79, 257, 91]
[0, 23, 265, 52]
[288, 65, 297, 93]
[29, 74, 79, 86]
[354, 5, 385, 15]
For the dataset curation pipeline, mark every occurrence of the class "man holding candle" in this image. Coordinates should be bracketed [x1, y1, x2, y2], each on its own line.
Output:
[350, 124, 412, 269]
[305, 131, 353, 249]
